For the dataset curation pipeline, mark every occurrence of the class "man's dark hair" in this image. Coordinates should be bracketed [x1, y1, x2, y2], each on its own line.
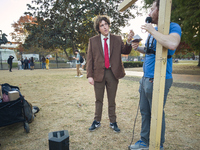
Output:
[155, 0, 160, 10]
[94, 15, 110, 34]
[75, 49, 79, 53]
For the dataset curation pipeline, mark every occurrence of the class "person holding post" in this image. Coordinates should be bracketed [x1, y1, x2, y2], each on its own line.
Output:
[129, 0, 181, 149]
[87, 15, 134, 132]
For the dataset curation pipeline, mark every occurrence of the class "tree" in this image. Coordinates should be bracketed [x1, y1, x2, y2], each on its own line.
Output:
[24, 0, 137, 59]
[10, 15, 36, 43]
[10, 15, 37, 56]
[143, 0, 200, 66]
[171, 0, 200, 66]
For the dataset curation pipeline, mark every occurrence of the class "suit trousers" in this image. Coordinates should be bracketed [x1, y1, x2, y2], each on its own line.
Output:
[139, 76, 173, 146]
[94, 69, 119, 123]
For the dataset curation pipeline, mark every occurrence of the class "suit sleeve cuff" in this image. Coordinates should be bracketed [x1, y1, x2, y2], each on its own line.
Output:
[126, 40, 131, 45]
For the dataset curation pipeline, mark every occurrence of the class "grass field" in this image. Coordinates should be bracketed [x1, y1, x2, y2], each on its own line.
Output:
[0, 61, 200, 150]
[172, 60, 200, 75]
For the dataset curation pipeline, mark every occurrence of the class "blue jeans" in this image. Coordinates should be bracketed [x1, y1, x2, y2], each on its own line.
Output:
[139, 77, 173, 146]
[42, 63, 46, 69]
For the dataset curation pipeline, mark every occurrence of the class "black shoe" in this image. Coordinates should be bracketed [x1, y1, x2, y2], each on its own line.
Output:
[89, 120, 101, 131]
[110, 122, 120, 132]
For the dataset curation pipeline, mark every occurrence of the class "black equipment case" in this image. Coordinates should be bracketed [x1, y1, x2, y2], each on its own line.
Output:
[0, 83, 30, 133]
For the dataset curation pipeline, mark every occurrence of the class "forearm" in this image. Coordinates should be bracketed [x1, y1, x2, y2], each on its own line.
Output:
[136, 47, 146, 54]
[86, 40, 94, 78]
[150, 30, 181, 50]
[86, 60, 93, 78]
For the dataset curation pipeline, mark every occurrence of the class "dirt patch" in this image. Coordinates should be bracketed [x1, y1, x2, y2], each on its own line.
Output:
[0, 69, 200, 150]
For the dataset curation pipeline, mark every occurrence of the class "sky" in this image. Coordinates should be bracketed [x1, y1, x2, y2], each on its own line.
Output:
[0, 0, 149, 43]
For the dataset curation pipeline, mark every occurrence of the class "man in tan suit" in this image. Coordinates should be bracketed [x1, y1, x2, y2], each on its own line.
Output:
[87, 15, 134, 132]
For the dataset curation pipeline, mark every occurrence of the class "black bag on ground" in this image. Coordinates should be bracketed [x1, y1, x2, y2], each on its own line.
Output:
[1, 83, 34, 123]
[23, 100, 34, 123]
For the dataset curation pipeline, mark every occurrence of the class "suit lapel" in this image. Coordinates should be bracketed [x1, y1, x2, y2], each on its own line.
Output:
[110, 34, 114, 58]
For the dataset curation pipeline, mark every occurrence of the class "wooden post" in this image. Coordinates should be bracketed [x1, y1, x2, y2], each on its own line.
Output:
[119, 0, 138, 12]
[149, 0, 172, 150]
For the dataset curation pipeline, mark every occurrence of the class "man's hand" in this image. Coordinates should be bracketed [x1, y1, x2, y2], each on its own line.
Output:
[131, 42, 139, 50]
[141, 23, 155, 34]
[88, 77, 94, 85]
[127, 30, 134, 43]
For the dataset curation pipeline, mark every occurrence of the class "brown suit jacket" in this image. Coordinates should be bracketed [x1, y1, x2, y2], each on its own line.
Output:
[87, 34, 132, 82]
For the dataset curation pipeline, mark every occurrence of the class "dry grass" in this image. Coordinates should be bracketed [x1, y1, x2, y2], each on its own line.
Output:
[172, 61, 200, 75]
[125, 60, 200, 75]
[0, 67, 200, 150]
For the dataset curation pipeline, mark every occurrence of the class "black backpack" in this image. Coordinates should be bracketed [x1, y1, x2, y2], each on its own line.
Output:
[80, 55, 84, 63]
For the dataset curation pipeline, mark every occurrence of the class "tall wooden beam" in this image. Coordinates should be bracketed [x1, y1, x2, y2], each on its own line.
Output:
[149, 0, 172, 150]
[119, 0, 137, 12]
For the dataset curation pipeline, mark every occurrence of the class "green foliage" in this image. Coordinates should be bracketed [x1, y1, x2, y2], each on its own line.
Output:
[123, 61, 143, 68]
[24, 0, 137, 58]
[12, 63, 18, 68]
[171, 0, 200, 52]
[129, 49, 141, 56]
[174, 52, 195, 59]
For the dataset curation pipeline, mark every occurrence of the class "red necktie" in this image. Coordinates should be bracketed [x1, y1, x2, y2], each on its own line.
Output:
[104, 38, 110, 69]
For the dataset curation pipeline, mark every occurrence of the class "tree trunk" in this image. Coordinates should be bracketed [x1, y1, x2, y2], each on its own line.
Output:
[63, 49, 69, 60]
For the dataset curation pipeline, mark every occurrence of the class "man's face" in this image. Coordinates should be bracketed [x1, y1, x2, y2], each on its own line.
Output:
[149, 2, 159, 24]
[99, 20, 110, 36]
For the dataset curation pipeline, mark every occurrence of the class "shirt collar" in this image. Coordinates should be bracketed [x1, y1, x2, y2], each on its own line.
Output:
[101, 33, 110, 40]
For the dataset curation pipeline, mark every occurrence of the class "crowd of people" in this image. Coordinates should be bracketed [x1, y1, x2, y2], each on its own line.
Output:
[7, 54, 86, 72]
[8, 56, 50, 71]
[15, 57, 34, 70]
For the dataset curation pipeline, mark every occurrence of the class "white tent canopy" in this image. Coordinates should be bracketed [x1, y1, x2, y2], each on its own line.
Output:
[0, 49, 18, 63]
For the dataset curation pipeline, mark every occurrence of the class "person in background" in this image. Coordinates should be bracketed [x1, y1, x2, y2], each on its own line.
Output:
[21, 58, 24, 70]
[46, 57, 49, 70]
[129, 0, 181, 149]
[18, 59, 22, 70]
[81, 55, 86, 71]
[73, 49, 83, 77]
[41, 56, 46, 69]
[7, 55, 14, 72]
[24, 57, 29, 69]
[30, 57, 34, 70]
[87, 15, 134, 132]
[28, 58, 31, 69]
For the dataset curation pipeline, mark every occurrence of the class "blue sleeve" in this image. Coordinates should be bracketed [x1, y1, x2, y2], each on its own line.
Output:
[169, 22, 182, 37]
